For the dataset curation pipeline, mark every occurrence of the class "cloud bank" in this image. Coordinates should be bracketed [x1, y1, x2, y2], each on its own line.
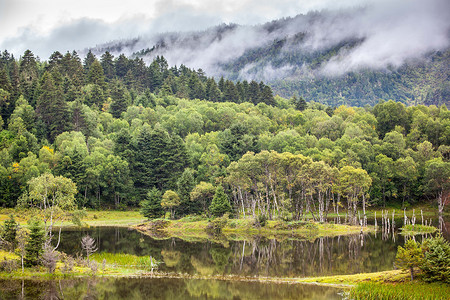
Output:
[1, 0, 448, 80]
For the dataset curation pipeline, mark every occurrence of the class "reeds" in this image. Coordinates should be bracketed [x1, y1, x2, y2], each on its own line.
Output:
[348, 282, 450, 300]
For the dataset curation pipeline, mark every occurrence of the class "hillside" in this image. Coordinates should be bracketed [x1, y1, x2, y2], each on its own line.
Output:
[89, 8, 450, 107]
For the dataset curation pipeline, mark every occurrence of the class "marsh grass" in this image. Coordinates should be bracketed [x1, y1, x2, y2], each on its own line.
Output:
[400, 224, 437, 235]
[348, 282, 450, 300]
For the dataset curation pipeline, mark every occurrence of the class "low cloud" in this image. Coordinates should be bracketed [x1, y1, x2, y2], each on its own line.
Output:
[2, 0, 448, 81]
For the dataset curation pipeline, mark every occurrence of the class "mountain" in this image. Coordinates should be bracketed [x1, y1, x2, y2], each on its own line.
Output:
[89, 6, 450, 107]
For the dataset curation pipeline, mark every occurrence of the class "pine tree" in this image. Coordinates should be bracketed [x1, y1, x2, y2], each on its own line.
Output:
[83, 50, 96, 73]
[1, 215, 18, 251]
[87, 60, 106, 89]
[420, 235, 450, 283]
[140, 188, 164, 219]
[100, 51, 115, 81]
[36, 72, 70, 141]
[292, 94, 307, 111]
[110, 81, 131, 118]
[209, 186, 232, 217]
[395, 239, 423, 281]
[260, 85, 276, 106]
[24, 219, 45, 267]
[177, 168, 197, 215]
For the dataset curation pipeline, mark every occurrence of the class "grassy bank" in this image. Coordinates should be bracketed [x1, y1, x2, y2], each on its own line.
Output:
[348, 282, 450, 300]
[0, 208, 146, 228]
[0, 250, 156, 279]
[135, 216, 374, 242]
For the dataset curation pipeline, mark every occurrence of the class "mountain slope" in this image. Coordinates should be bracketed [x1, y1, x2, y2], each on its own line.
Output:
[90, 4, 450, 107]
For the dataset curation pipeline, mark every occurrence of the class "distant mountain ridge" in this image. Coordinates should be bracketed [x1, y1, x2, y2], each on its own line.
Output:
[89, 8, 450, 107]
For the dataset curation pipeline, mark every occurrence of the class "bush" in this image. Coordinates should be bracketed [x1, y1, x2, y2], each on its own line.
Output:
[395, 238, 423, 281]
[0, 258, 18, 272]
[207, 213, 229, 234]
[41, 245, 58, 274]
[253, 215, 267, 228]
[420, 235, 450, 283]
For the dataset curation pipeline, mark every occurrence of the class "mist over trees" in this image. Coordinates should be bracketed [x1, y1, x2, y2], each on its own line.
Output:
[0, 49, 449, 221]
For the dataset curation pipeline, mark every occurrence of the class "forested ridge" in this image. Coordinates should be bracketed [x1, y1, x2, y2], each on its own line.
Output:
[0, 49, 449, 222]
[98, 13, 450, 108]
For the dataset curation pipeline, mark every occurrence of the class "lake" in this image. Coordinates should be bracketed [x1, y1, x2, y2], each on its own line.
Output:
[0, 220, 444, 299]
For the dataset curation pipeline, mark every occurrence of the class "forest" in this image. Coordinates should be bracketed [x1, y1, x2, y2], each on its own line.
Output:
[0, 49, 449, 222]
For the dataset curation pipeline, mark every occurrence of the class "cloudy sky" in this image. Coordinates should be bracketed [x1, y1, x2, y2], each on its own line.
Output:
[0, 0, 376, 58]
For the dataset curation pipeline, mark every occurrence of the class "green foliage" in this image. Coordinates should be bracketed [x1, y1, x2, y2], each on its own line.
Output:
[209, 186, 231, 217]
[140, 187, 163, 219]
[161, 190, 181, 219]
[0, 48, 448, 218]
[1, 215, 18, 251]
[207, 213, 229, 234]
[349, 282, 450, 300]
[395, 239, 423, 281]
[420, 235, 450, 283]
[24, 218, 45, 267]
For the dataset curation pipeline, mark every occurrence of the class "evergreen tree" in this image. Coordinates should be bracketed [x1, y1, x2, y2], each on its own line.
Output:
[421, 235, 450, 283]
[140, 188, 164, 219]
[83, 50, 96, 73]
[222, 80, 239, 102]
[100, 51, 115, 81]
[209, 185, 232, 217]
[1, 215, 18, 251]
[248, 80, 260, 104]
[115, 54, 129, 78]
[24, 218, 45, 267]
[110, 81, 131, 118]
[292, 94, 307, 111]
[260, 85, 276, 106]
[177, 168, 197, 215]
[87, 59, 106, 89]
[36, 72, 70, 141]
[396, 238, 423, 281]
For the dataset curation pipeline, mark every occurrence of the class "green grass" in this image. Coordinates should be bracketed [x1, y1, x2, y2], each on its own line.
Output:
[400, 224, 438, 235]
[296, 270, 409, 285]
[135, 217, 374, 243]
[348, 282, 450, 300]
[0, 208, 146, 228]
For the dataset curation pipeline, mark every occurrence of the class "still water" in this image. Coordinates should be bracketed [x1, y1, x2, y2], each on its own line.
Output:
[1, 224, 440, 299]
[57, 227, 404, 278]
[0, 278, 344, 299]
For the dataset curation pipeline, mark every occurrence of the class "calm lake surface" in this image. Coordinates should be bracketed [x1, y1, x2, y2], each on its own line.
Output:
[57, 227, 404, 278]
[2, 218, 447, 299]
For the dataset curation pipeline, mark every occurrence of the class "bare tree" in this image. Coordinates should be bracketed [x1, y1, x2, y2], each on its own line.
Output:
[81, 235, 98, 261]
[41, 244, 58, 273]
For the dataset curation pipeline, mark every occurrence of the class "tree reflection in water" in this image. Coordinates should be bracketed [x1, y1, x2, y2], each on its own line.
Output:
[0, 278, 344, 300]
[57, 227, 403, 278]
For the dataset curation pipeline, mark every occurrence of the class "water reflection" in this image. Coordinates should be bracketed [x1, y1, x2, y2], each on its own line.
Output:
[0, 278, 344, 300]
[57, 228, 401, 278]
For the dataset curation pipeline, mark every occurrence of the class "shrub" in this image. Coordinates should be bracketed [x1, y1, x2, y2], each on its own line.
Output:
[207, 213, 229, 234]
[0, 258, 18, 272]
[41, 245, 58, 274]
[420, 235, 450, 283]
[395, 238, 423, 281]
